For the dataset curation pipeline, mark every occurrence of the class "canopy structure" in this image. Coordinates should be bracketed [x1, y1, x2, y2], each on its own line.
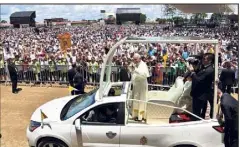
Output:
[172, 4, 237, 13]
[99, 37, 219, 119]
[125, 36, 218, 44]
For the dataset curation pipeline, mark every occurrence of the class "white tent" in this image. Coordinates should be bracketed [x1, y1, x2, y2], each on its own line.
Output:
[172, 4, 237, 14]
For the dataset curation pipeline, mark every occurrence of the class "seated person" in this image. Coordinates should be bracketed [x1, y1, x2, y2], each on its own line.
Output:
[84, 105, 118, 123]
[97, 106, 117, 123]
[108, 88, 116, 96]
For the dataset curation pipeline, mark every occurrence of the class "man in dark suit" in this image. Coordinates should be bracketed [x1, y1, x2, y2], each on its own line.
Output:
[7, 58, 19, 94]
[73, 66, 86, 95]
[188, 53, 214, 119]
[220, 62, 235, 94]
[217, 89, 238, 147]
[67, 63, 77, 95]
[119, 62, 131, 82]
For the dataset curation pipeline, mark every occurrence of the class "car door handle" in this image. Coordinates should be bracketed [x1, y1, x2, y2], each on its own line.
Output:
[106, 131, 117, 139]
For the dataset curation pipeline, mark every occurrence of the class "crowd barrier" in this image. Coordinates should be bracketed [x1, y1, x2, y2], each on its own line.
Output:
[0, 64, 238, 91]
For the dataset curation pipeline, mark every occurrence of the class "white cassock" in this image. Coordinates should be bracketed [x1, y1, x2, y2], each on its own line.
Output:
[131, 60, 150, 120]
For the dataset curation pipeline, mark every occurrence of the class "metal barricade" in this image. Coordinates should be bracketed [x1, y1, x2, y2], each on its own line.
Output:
[1, 63, 238, 94]
[0, 66, 7, 83]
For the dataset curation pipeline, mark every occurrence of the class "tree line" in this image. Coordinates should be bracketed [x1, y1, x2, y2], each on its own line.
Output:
[155, 5, 226, 25]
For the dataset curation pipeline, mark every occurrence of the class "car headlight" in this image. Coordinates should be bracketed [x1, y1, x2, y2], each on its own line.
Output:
[29, 120, 41, 132]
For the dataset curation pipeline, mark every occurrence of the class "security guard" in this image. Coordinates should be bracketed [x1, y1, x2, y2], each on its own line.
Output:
[7, 57, 19, 94]
[0, 56, 5, 82]
[14, 57, 23, 81]
[32, 58, 41, 81]
[217, 89, 238, 147]
[56, 58, 62, 81]
[61, 58, 68, 81]
[49, 58, 56, 82]
[88, 57, 99, 83]
[73, 66, 85, 95]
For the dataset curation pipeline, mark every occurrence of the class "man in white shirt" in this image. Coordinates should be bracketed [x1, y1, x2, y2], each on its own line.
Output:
[71, 52, 77, 63]
[131, 53, 150, 121]
[30, 51, 36, 60]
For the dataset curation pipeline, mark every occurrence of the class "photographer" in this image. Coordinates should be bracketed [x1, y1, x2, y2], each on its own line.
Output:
[183, 55, 202, 82]
[187, 53, 214, 120]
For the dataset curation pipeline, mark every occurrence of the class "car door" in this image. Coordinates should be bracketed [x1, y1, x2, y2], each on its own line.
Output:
[120, 125, 161, 147]
[79, 102, 125, 147]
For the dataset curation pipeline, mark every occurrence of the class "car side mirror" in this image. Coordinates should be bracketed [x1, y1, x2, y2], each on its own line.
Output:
[75, 119, 81, 131]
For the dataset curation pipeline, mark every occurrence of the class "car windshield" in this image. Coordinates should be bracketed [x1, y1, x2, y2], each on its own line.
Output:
[62, 88, 98, 120]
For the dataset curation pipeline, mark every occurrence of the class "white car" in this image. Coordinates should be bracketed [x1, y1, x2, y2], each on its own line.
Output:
[26, 80, 224, 147]
[27, 37, 223, 147]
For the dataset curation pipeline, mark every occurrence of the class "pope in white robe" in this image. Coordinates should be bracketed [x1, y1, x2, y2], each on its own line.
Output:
[131, 53, 150, 121]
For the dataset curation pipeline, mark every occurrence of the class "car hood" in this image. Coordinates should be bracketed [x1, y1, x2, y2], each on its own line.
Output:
[30, 95, 77, 122]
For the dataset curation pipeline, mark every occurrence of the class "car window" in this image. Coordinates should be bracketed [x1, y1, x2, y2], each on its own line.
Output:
[81, 102, 125, 125]
[108, 86, 122, 96]
[62, 88, 98, 120]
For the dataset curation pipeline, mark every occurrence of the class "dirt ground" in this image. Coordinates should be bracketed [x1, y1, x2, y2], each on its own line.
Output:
[0, 85, 238, 147]
[0, 85, 69, 147]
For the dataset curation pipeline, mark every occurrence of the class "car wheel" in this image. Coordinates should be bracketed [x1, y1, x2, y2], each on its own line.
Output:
[38, 138, 68, 147]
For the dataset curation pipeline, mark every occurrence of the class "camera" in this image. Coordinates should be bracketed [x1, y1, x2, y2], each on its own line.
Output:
[187, 55, 201, 66]
[188, 58, 200, 66]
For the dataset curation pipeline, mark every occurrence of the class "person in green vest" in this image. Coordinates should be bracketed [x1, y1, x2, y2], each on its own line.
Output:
[32, 58, 41, 82]
[49, 57, 57, 82]
[0, 56, 5, 82]
[88, 57, 99, 84]
[14, 56, 23, 81]
[56, 58, 62, 81]
[60, 58, 68, 82]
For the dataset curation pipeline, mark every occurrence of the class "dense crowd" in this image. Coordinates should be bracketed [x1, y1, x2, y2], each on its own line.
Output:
[0, 24, 238, 85]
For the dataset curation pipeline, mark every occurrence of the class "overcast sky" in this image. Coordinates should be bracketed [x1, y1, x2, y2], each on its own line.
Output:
[1, 5, 238, 22]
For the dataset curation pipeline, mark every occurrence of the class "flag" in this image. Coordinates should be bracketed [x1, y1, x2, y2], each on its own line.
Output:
[68, 86, 78, 92]
[58, 32, 71, 53]
[40, 109, 48, 126]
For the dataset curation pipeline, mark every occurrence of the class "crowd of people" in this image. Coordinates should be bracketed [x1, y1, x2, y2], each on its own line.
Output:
[0, 24, 238, 88]
[0, 23, 238, 147]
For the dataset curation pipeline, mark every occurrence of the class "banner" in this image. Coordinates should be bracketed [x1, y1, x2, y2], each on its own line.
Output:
[57, 32, 71, 53]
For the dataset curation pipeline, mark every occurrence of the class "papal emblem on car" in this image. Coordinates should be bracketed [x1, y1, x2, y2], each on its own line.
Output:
[140, 136, 147, 145]
[106, 131, 117, 139]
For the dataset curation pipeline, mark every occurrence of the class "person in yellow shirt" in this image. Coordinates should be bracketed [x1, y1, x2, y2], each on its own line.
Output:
[162, 49, 168, 67]
[208, 45, 214, 54]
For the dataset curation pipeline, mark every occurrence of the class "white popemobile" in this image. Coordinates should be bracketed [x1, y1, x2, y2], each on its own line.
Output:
[27, 37, 224, 147]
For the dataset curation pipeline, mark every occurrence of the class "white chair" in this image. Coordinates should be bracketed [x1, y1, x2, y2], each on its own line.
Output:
[146, 77, 184, 124]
